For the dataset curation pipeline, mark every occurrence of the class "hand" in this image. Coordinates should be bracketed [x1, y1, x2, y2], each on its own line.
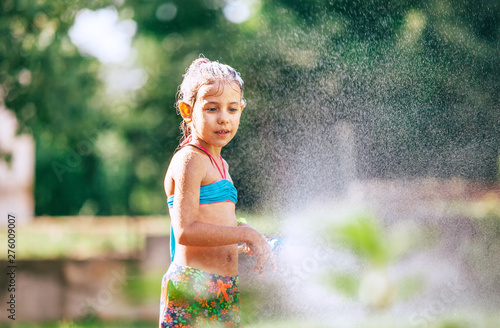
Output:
[239, 242, 254, 256]
[237, 223, 255, 255]
[246, 229, 277, 275]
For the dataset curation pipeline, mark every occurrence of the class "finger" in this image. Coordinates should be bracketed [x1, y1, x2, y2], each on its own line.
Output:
[259, 260, 266, 275]
[254, 261, 262, 274]
[270, 252, 277, 271]
[254, 253, 265, 275]
[248, 244, 258, 256]
[259, 252, 272, 275]
[243, 244, 254, 256]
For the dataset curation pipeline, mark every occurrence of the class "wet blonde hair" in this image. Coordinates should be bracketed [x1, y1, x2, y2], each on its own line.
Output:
[176, 56, 245, 145]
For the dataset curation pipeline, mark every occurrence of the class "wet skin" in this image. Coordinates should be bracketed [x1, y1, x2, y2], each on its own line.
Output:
[165, 82, 244, 276]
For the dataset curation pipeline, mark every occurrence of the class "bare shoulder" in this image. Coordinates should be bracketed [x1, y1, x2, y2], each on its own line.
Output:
[164, 147, 207, 196]
[169, 146, 207, 181]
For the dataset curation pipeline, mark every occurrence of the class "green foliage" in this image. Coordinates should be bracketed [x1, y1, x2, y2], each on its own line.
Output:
[122, 270, 162, 304]
[322, 271, 360, 298]
[396, 274, 425, 300]
[1, 0, 499, 215]
[320, 208, 426, 308]
[3, 313, 500, 328]
[323, 209, 419, 266]
[332, 211, 389, 265]
[0, 216, 166, 260]
[0, 320, 154, 328]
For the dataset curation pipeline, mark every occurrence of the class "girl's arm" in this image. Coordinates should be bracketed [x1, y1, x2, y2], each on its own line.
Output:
[169, 150, 276, 273]
[170, 150, 253, 246]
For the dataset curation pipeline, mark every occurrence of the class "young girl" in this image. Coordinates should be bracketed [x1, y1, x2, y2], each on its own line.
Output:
[159, 57, 276, 328]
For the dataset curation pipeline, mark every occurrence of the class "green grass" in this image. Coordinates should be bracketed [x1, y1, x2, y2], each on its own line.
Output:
[4, 313, 500, 328]
[0, 216, 168, 260]
[4, 214, 500, 327]
[0, 320, 154, 328]
[0, 213, 278, 261]
[122, 269, 163, 304]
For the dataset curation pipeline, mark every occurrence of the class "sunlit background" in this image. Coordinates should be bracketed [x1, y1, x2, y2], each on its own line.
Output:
[0, 0, 499, 327]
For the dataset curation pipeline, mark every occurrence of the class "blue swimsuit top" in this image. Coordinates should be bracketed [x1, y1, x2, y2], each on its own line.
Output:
[167, 141, 237, 261]
[167, 179, 237, 208]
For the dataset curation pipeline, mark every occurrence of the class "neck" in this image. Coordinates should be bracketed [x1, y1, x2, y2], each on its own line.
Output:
[191, 136, 222, 157]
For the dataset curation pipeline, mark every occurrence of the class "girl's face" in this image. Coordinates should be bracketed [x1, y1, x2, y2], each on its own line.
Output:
[181, 81, 244, 149]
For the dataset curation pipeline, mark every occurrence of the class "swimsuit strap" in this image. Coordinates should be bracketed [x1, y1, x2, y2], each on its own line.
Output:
[193, 141, 226, 179]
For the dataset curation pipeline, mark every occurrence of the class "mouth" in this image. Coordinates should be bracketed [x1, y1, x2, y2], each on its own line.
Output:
[215, 129, 230, 136]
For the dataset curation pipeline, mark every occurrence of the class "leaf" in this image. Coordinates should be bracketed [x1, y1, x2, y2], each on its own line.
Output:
[322, 271, 360, 299]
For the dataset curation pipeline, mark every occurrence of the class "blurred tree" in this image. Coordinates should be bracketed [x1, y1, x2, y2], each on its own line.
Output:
[1, 0, 499, 215]
[197, 0, 499, 209]
[0, 0, 115, 215]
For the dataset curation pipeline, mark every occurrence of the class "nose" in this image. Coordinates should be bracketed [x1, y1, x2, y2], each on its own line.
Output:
[218, 109, 229, 124]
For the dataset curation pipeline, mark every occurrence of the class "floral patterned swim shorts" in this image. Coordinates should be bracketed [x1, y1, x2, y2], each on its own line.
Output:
[159, 262, 240, 328]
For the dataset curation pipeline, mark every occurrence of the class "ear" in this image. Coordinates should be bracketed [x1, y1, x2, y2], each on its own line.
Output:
[240, 100, 246, 112]
[179, 102, 192, 122]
